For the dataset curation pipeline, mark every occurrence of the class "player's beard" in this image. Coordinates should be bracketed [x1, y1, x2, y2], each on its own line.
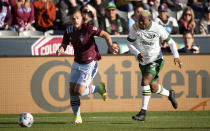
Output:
[139, 25, 145, 30]
[74, 23, 81, 29]
[139, 24, 146, 30]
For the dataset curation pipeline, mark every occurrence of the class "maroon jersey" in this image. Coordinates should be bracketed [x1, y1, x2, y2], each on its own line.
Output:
[62, 23, 102, 64]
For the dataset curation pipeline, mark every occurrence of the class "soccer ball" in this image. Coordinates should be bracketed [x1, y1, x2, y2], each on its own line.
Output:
[18, 112, 34, 127]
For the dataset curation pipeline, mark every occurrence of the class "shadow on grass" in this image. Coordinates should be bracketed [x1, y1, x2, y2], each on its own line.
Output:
[110, 122, 136, 125]
[86, 121, 135, 125]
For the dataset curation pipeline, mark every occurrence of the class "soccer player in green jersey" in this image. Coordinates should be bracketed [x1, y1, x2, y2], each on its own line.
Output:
[127, 10, 182, 121]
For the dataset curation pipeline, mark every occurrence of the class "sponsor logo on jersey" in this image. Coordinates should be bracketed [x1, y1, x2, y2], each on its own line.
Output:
[138, 31, 158, 46]
[80, 34, 84, 42]
[93, 26, 97, 31]
[88, 57, 92, 60]
[142, 40, 154, 46]
[143, 31, 158, 40]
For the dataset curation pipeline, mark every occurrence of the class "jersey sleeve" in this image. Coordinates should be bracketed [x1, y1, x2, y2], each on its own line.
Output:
[62, 30, 70, 45]
[154, 17, 160, 24]
[88, 24, 102, 36]
[62, 26, 73, 45]
[159, 24, 171, 42]
[158, 24, 179, 58]
[168, 38, 179, 58]
[127, 24, 140, 57]
[127, 24, 138, 42]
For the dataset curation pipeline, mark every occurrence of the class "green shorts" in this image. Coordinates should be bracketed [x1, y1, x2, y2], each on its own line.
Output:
[139, 59, 164, 83]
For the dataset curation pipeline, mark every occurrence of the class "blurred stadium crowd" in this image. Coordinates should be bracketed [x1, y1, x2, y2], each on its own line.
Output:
[0, 0, 209, 35]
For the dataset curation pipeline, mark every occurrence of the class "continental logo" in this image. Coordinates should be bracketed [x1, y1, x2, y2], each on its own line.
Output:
[31, 60, 71, 112]
[31, 59, 210, 112]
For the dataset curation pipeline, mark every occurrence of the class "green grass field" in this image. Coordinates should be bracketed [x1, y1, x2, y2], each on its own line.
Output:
[0, 111, 210, 131]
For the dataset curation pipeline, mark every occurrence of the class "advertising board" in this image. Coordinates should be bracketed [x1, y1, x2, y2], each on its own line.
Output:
[0, 55, 209, 113]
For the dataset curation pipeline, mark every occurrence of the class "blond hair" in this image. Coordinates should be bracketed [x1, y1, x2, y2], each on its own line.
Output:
[139, 9, 151, 18]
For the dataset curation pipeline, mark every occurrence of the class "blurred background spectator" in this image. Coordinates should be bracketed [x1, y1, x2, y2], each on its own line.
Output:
[128, 4, 143, 29]
[0, 0, 12, 30]
[188, 0, 210, 20]
[107, 41, 120, 54]
[178, 7, 197, 34]
[0, 0, 208, 37]
[191, 44, 200, 53]
[99, 2, 128, 35]
[9, 0, 17, 7]
[154, 3, 179, 34]
[51, 0, 59, 7]
[33, 0, 56, 32]
[161, 0, 188, 20]
[81, 4, 98, 27]
[130, 0, 159, 20]
[178, 31, 197, 53]
[56, 0, 82, 30]
[89, 0, 106, 21]
[147, 0, 160, 20]
[13, 0, 36, 32]
[115, 0, 133, 12]
[131, 0, 147, 10]
[199, 6, 210, 35]
[80, 0, 90, 5]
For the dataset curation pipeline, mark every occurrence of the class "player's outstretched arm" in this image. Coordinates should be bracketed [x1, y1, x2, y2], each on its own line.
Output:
[174, 58, 182, 69]
[99, 30, 118, 54]
[137, 53, 144, 63]
[56, 44, 67, 56]
[167, 38, 182, 69]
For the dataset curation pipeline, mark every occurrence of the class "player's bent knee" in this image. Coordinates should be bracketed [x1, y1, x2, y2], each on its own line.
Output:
[74, 85, 86, 96]
[141, 80, 151, 86]
[150, 84, 158, 93]
[150, 87, 157, 93]
[76, 89, 83, 96]
[69, 82, 77, 95]
[69, 88, 75, 96]
[141, 73, 153, 86]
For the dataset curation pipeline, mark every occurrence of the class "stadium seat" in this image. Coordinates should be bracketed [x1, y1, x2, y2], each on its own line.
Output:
[0, 30, 18, 36]
[19, 30, 44, 37]
[53, 30, 64, 35]
[44, 30, 54, 36]
[44, 30, 64, 36]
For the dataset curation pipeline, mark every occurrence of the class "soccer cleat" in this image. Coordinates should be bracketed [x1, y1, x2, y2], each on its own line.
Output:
[98, 82, 107, 101]
[132, 109, 146, 121]
[72, 116, 82, 124]
[168, 90, 178, 109]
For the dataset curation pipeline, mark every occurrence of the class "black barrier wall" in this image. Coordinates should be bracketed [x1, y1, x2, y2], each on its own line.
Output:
[0, 35, 210, 56]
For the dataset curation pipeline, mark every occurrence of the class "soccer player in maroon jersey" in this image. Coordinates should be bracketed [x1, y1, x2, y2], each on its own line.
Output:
[56, 7, 118, 124]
